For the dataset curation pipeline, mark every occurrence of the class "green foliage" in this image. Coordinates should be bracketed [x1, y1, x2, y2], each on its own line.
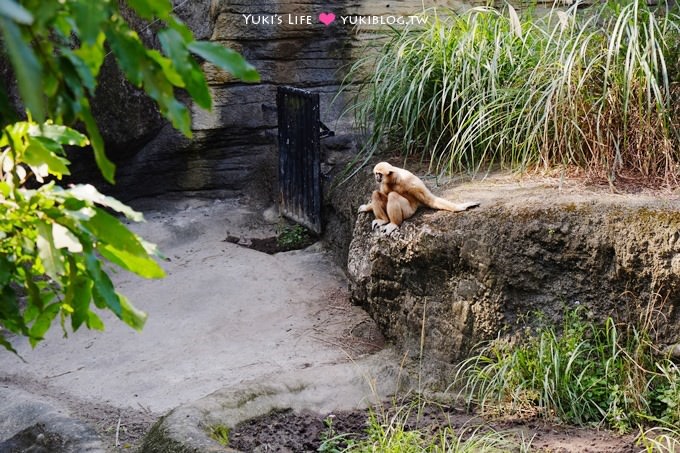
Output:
[208, 424, 230, 446]
[277, 223, 312, 250]
[0, 0, 259, 182]
[0, 0, 259, 352]
[649, 361, 680, 427]
[347, 1, 680, 186]
[0, 119, 163, 352]
[454, 307, 680, 434]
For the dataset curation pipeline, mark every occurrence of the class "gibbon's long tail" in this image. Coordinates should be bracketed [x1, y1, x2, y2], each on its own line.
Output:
[428, 197, 480, 212]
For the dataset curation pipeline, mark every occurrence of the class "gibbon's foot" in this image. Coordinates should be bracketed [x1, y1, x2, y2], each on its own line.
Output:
[463, 201, 481, 210]
[381, 223, 399, 235]
[372, 219, 389, 230]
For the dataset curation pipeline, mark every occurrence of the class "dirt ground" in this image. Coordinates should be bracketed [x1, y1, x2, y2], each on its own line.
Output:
[228, 400, 638, 452]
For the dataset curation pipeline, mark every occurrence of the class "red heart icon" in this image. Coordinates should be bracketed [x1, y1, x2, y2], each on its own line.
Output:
[319, 12, 335, 26]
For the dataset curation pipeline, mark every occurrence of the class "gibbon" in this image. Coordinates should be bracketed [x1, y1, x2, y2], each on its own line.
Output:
[358, 162, 479, 234]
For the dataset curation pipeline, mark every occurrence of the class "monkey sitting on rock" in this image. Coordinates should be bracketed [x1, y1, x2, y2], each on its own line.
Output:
[358, 162, 479, 235]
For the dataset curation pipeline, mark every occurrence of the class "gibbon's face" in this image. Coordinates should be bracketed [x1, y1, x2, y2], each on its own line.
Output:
[373, 162, 393, 183]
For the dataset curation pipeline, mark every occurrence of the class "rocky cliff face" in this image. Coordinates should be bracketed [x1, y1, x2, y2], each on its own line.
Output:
[84, 0, 477, 200]
[347, 175, 680, 384]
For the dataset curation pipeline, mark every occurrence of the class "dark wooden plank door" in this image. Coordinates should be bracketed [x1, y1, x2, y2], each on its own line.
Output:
[276, 87, 322, 234]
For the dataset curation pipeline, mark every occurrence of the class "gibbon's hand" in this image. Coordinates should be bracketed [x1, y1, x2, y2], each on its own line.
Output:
[381, 223, 399, 235]
[358, 204, 371, 213]
[372, 219, 388, 230]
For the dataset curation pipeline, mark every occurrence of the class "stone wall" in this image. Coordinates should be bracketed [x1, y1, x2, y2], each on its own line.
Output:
[89, 0, 482, 200]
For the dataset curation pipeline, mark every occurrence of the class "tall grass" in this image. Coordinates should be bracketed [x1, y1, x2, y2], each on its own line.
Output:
[453, 307, 680, 434]
[347, 1, 680, 186]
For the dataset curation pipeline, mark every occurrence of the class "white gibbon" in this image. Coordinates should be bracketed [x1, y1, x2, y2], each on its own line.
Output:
[358, 162, 479, 234]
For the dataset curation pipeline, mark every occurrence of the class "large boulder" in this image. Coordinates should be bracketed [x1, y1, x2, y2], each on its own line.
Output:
[347, 175, 680, 384]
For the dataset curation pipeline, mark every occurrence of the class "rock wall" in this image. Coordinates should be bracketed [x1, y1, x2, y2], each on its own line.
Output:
[87, 0, 481, 200]
[346, 175, 680, 384]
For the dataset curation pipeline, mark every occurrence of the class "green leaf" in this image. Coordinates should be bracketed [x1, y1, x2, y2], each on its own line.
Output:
[86, 254, 145, 331]
[180, 59, 211, 107]
[29, 1, 59, 28]
[24, 139, 71, 177]
[159, 28, 211, 109]
[99, 244, 165, 278]
[62, 51, 97, 96]
[106, 19, 197, 136]
[166, 16, 194, 42]
[162, 97, 192, 137]
[52, 11, 72, 37]
[105, 21, 146, 86]
[23, 303, 39, 324]
[36, 221, 65, 279]
[70, 275, 93, 331]
[83, 208, 148, 256]
[28, 123, 90, 146]
[0, 332, 19, 355]
[85, 251, 121, 316]
[0, 18, 45, 121]
[28, 302, 60, 347]
[119, 295, 147, 331]
[138, 57, 193, 136]
[86, 311, 104, 331]
[28, 123, 89, 146]
[148, 49, 185, 87]
[0, 255, 11, 286]
[69, 0, 109, 44]
[58, 55, 85, 100]
[23, 270, 44, 311]
[73, 32, 107, 80]
[0, 0, 33, 24]
[68, 184, 143, 221]
[0, 285, 25, 334]
[43, 71, 59, 99]
[188, 41, 260, 83]
[80, 103, 115, 183]
[126, 0, 172, 20]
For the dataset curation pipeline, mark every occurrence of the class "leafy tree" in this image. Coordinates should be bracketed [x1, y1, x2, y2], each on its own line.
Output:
[0, 0, 259, 353]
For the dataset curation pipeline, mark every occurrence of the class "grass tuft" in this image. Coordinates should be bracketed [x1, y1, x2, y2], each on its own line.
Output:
[208, 424, 230, 446]
[453, 306, 680, 434]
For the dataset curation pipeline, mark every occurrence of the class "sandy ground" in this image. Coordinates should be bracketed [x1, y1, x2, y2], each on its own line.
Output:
[0, 197, 383, 450]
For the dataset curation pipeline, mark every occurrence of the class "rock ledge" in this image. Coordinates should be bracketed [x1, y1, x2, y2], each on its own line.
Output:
[348, 176, 680, 383]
